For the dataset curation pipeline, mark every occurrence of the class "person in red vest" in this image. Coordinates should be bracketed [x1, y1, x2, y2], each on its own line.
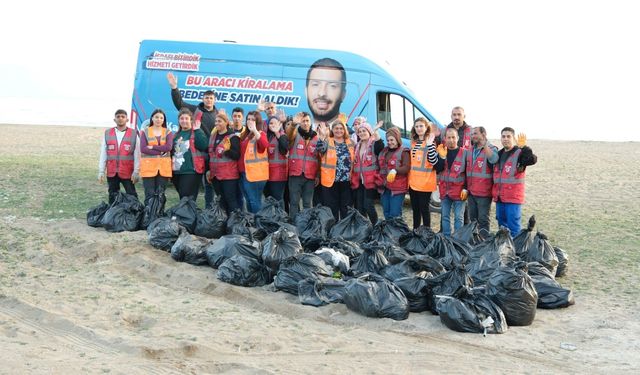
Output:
[264, 116, 289, 205]
[465, 126, 498, 236]
[376, 127, 410, 220]
[493, 127, 537, 236]
[351, 121, 384, 224]
[437, 128, 467, 236]
[286, 112, 319, 219]
[207, 112, 241, 215]
[317, 121, 355, 220]
[139, 108, 174, 209]
[171, 108, 209, 202]
[238, 111, 269, 213]
[98, 109, 140, 204]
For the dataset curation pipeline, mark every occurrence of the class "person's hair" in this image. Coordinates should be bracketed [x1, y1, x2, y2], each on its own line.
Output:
[411, 117, 433, 141]
[178, 107, 193, 120]
[385, 126, 402, 147]
[329, 120, 349, 139]
[452, 106, 465, 114]
[300, 111, 311, 119]
[149, 108, 167, 128]
[232, 107, 244, 115]
[475, 126, 487, 137]
[501, 126, 515, 136]
[247, 110, 263, 131]
[265, 102, 276, 109]
[203, 90, 215, 98]
[306, 57, 347, 92]
[216, 112, 230, 125]
[114, 109, 127, 116]
[445, 127, 458, 138]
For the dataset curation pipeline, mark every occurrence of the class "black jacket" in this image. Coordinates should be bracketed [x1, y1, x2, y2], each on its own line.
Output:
[171, 88, 217, 139]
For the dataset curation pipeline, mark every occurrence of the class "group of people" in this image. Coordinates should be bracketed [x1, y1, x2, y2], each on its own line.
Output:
[99, 82, 537, 238]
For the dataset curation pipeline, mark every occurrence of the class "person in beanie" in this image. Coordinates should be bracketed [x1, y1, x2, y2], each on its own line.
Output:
[376, 126, 410, 220]
[351, 121, 384, 223]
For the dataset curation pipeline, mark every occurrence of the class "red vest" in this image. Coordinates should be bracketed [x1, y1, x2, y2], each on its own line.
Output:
[465, 147, 495, 197]
[492, 148, 525, 204]
[461, 126, 472, 150]
[209, 132, 239, 180]
[438, 148, 466, 200]
[377, 147, 408, 195]
[267, 133, 288, 181]
[190, 129, 206, 174]
[288, 130, 319, 180]
[351, 140, 378, 189]
[105, 127, 136, 179]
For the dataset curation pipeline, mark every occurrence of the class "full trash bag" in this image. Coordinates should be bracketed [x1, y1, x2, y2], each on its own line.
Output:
[261, 227, 302, 273]
[141, 192, 166, 230]
[87, 201, 109, 227]
[255, 197, 291, 235]
[315, 248, 350, 274]
[170, 232, 210, 265]
[466, 228, 517, 285]
[530, 274, 575, 309]
[382, 244, 412, 264]
[294, 205, 335, 249]
[194, 198, 227, 239]
[317, 238, 363, 260]
[451, 220, 484, 246]
[217, 254, 272, 287]
[226, 209, 256, 239]
[351, 242, 389, 275]
[399, 226, 436, 255]
[368, 217, 411, 245]
[554, 246, 569, 278]
[485, 262, 538, 326]
[380, 255, 445, 281]
[166, 196, 198, 234]
[525, 232, 559, 276]
[425, 233, 470, 270]
[426, 265, 474, 314]
[147, 217, 185, 251]
[101, 193, 144, 232]
[274, 253, 333, 295]
[436, 286, 507, 334]
[205, 235, 261, 268]
[393, 274, 432, 312]
[329, 207, 372, 243]
[513, 215, 537, 258]
[343, 273, 410, 320]
[298, 277, 347, 306]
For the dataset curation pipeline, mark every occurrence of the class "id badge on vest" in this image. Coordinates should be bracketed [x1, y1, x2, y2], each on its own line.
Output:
[124, 144, 131, 152]
[107, 144, 115, 151]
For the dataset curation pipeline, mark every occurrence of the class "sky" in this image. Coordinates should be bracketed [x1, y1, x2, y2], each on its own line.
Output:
[0, 0, 637, 142]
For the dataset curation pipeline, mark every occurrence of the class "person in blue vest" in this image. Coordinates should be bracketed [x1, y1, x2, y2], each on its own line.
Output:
[98, 109, 140, 204]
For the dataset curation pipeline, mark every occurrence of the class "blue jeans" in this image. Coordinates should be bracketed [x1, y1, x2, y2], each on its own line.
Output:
[496, 202, 522, 237]
[441, 197, 465, 237]
[240, 172, 266, 214]
[381, 189, 405, 220]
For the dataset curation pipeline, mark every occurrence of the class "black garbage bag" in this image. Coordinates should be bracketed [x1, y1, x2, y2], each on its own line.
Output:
[525, 232, 559, 276]
[205, 235, 261, 268]
[194, 198, 227, 238]
[399, 226, 435, 255]
[351, 242, 389, 275]
[170, 232, 211, 265]
[382, 244, 412, 264]
[217, 254, 272, 287]
[526, 261, 556, 280]
[295, 205, 335, 248]
[298, 277, 347, 306]
[554, 246, 569, 278]
[513, 215, 537, 258]
[261, 227, 302, 273]
[486, 262, 538, 326]
[87, 201, 109, 227]
[466, 228, 517, 285]
[393, 274, 432, 312]
[343, 273, 409, 320]
[426, 265, 474, 314]
[147, 217, 185, 251]
[274, 253, 333, 295]
[380, 255, 445, 281]
[226, 209, 256, 239]
[436, 286, 508, 334]
[451, 220, 484, 246]
[141, 193, 166, 230]
[329, 207, 372, 243]
[101, 193, 144, 232]
[317, 238, 363, 260]
[166, 196, 198, 234]
[425, 233, 470, 270]
[530, 275, 575, 309]
[255, 197, 291, 235]
[368, 217, 411, 245]
[315, 247, 350, 274]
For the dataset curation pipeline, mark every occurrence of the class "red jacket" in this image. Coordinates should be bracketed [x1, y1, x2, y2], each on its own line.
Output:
[351, 140, 379, 190]
[105, 127, 136, 179]
[376, 146, 409, 195]
[209, 132, 239, 180]
[268, 131, 288, 181]
[288, 131, 319, 180]
[465, 147, 495, 197]
[438, 147, 466, 200]
[492, 148, 525, 204]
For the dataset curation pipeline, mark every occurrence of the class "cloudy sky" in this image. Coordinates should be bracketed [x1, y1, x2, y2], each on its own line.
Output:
[0, 0, 637, 141]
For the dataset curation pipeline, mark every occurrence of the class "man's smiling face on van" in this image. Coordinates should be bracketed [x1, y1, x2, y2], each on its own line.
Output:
[306, 67, 345, 123]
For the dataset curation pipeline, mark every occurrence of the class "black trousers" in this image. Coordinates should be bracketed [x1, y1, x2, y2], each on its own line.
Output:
[107, 175, 137, 204]
[321, 181, 353, 221]
[409, 188, 431, 229]
[172, 173, 201, 202]
[142, 175, 168, 206]
[213, 177, 240, 215]
[354, 184, 378, 224]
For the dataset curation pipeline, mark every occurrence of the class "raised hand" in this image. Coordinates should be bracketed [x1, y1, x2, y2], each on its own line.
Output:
[269, 118, 282, 133]
[247, 119, 257, 133]
[293, 112, 303, 124]
[517, 133, 527, 147]
[257, 99, 266, 112]
[276, 108, 287, 122]
[166, 72, 178, 89]
[436, 144, 447, 158]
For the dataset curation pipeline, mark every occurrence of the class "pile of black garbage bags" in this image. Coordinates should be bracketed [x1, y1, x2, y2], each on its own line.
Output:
[88, 196, 574, 335]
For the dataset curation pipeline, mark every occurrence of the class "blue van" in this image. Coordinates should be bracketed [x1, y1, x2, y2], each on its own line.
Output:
[130, 40, 443, 209]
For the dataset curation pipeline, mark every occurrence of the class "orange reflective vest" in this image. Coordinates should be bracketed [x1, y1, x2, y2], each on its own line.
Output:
[408, 140, 437, 192]
[438, 147, 466, 200]
[320, 138, 354, 188]
[105, 127, 136, 179]
[492, 148, 525, 204]
[140, 127, 172, 178]
[244, 135, 269, 182]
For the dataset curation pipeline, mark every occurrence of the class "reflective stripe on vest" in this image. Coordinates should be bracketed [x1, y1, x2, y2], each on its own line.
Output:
[492, 148, 525, 204]
[105, 127, 136, 179]
[466, 147, 494, 197]
[244, 136, 269, 182]
[140, 127, 172, 177]
[320, 138, 354, 188]
[438, 148, 466, 199]
[208, 132, 238, 180]
[408, 140, 436, 192]
[268, 133, 288, 181]
[351, 140, 378, 189]
[379, 147, 408, 194]
[288, 131, 319, 179]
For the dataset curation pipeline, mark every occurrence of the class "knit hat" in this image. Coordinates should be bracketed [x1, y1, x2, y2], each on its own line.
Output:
[358, 122, 373, 136]
[386, 126, 402, 145]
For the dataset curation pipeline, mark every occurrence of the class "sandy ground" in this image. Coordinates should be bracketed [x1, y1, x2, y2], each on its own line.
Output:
[1, 125, 640, 374]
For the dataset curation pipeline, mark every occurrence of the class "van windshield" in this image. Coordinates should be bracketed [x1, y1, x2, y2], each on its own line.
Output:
[376, 92, 432, 139]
